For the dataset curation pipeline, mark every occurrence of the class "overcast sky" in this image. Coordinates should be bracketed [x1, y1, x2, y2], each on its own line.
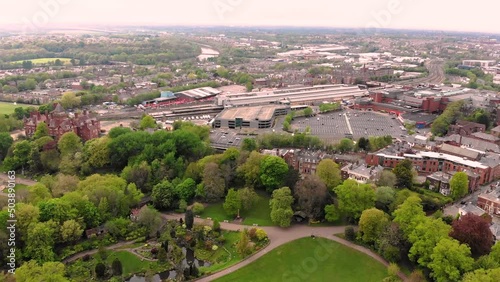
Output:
[1, 0, 499, 34]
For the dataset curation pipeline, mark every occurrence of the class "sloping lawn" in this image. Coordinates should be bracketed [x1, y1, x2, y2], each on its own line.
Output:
[105, 251, 152, 276]
[214, 237, 388, 282]
[201, 193, 274, 226]
[0, 102, 22, 115]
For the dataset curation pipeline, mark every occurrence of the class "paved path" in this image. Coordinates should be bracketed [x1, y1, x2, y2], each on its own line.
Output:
[162, 213, 407, 282]
[0, 173, 37, 198]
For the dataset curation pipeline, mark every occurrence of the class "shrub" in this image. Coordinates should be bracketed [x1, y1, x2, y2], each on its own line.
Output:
[213, 219, 221, 232]
[345, 226, 356, 241]
[212, 245, 219, 251]
[151, 247, 159, 256]
[95, 262, 106, 278]
[192, 202, 205, 215]
[204, 240, 214, 250]
[247, 228, 257, 240]
[216, 235, 226, 244]
[178, 199, 188, 212]
[82, 254, 90, 261]
[255, 228, 268, 241]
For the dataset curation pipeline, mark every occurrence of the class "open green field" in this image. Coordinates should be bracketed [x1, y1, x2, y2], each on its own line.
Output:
[0, 102, 22, 115]
[214, 237, 388, 282]
[11, 58, 71, 65]
[201, 193, 274, 226]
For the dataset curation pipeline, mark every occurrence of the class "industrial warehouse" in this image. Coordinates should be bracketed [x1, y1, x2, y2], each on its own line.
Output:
[215, 84, 368, 107]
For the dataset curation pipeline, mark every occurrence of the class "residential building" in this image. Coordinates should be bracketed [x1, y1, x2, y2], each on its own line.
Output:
[477, 189, 500, 216]
[24, 104, 101, 141]
[449, 120, 485, 136]
[341, 163, 384, 183]
[458, 203, 486, 217]
[491, 125, 500, 137]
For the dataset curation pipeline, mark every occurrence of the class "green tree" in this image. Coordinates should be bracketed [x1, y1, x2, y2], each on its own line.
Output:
[0, 132, 13, 159]
[27, 183, 52, 205]
[392, 196, 426, 238]
[95, 262, 106, 279]
[238, 187, 259, 211]
[303, 107, 313, 117]
[294, 175, 328, 219]
[140, 115, 157, 130]
[223, 188, 242, 217]
[450, 172, 469, 200]
[334, 179, 376, 221]
[376, 170, 397, 188]
[16, 203, 40, 241]
[152, 180, 176, 210]
[15, 261, 68, 282]
[241, 138, 257, 152]
[137, 206, 162, 237]
[185, 209, 194, 230]
[462, 268, 500, 282]
[357, 137, 370, 151]
[236, 229, 252, 257]
[337, 138, 354, 153]
[111, 258, 123, 276]
[408, 218, 451, 268]
[375, 186, 396, 213]
[60, 219, 83, 243]
[259, 156, 289, 192]
[25, 221, 57, 263]
[57, 132, 82, 157]
[236, 151, 265, 188]
[316, 159, 341, 190]
[324, 204, 340, 222]
[392, 159, 414, 189]
[33, 122, 49, 139]
[175, 178, 196, 202]
[59, 92, 81, 109]
[428, 238, 474, 282]
[358, 208, 390, 245]
[202, 162, 226, 202]
[269, 187, 294, 227]
[157, 248, 168, 263]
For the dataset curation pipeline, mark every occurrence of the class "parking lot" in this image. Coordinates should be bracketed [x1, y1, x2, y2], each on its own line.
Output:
[210, 129, 250, 148]
[292, 109, 406, 142]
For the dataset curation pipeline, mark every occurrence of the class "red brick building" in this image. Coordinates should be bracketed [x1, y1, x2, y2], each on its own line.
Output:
[477, 190, 500, 216]
[366, 150, 495, 186]
[24, 104, 100, 141]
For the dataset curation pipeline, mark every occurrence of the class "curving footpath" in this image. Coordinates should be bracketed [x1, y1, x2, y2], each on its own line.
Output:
[162, 213, 408, 282]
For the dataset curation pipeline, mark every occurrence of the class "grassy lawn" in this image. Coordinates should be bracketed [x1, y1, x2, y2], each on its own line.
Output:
[105, 251, 151, 276]
[11, 57, 72, 65]
[214, 237, 388, 282]
[0, 102, 22, 115]
[200, 193, 274, 226]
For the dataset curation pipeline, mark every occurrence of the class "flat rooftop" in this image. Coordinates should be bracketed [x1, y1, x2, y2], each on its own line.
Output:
[216, 105, 287, 121]
[179, 87, 221, 99]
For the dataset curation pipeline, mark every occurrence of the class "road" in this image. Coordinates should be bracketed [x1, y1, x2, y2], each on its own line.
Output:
[400, 59, 445, 86]
[162, 213, 407, 282]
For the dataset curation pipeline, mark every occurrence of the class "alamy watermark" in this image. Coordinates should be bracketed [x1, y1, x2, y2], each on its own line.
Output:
[2, 171, 17, 274]
[21, 0, 71, 34]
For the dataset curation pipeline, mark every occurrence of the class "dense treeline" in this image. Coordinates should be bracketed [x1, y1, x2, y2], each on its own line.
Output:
[0, 36, 200, 69]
